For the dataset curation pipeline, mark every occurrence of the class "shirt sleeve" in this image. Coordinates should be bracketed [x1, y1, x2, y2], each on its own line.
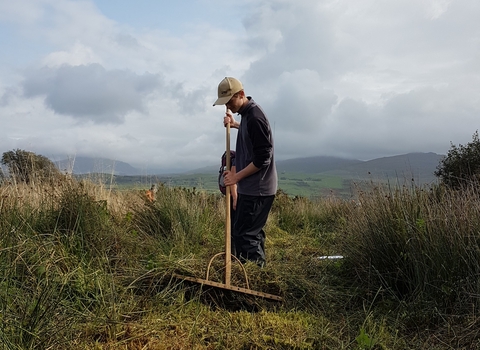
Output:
[247, 110, 273, 169]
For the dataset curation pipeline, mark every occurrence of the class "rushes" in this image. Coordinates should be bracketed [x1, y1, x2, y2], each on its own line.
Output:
[1, 174, 480, 348]
[343, 182, 480, 313]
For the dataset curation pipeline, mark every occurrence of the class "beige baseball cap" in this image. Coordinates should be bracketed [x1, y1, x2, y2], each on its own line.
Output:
[213, 77, 243, 106]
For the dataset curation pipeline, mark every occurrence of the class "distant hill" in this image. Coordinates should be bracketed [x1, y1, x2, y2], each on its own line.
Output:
[185, 164, 219, 174]
[188, 156, 363, 175]
[186, 152, 444, 185]
[55, 157, 141, 176]
[329, 152, 444, 184]
[51, 153, 444, 184]
[276, 156, 363, 173]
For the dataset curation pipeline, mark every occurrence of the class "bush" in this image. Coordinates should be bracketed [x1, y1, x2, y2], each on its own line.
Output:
[435, 130, 480, 188]
[1, 149, 61, 184]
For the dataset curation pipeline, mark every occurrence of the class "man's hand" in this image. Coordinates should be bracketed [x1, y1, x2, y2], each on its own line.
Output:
[224, 109, 239, 129]
[223, 169, 238, 186]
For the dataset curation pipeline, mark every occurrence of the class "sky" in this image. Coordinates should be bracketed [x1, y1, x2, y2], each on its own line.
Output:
[0, 0, 479, 173]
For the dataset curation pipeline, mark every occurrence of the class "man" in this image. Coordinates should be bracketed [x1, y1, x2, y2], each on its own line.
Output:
[213, 77, 277, 267]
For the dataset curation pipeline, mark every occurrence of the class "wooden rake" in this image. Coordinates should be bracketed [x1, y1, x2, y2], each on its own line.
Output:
[174, 109, 282, 302]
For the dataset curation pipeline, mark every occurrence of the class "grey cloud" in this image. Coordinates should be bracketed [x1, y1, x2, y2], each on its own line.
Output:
[323, 86, 479, 159]
[267, 82, 337, 133]
[360, 1, 480, 57]
[180, 88, 207, 114]
[0, 87, 18, 106]
[272, 82, 480, 162]
[22, 64, 162, 124]
[164, 81, 208, 114]
[273, 97, 372, 160]
[236, 0, 480, 164]
[243, 2, 352, 84]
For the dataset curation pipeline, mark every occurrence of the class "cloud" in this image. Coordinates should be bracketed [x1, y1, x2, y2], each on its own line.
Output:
[42, 43, 102, 67]
[243, 1, 344, 84]
[265, 70, 337, 133]
[22, 64, 162, 124]
[1, 0, 480, 172]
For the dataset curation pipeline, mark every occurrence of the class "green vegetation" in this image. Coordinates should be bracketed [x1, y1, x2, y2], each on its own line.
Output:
[1, 149, 61, 184]
[277, 172, 347, 198]
[0, 170, 479, 349]
[435, 130, 480, 189]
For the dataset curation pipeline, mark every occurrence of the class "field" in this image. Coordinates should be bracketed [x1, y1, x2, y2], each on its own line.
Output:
[89, 171, 352, 199]
[1, 175, 479, 349]
[277, 172, 349, 198]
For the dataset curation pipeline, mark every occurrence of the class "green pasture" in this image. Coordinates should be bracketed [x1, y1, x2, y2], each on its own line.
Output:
[85, 172, 351, 199]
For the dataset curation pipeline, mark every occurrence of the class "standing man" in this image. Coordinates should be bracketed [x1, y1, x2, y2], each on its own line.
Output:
[213, 77, 277, 267]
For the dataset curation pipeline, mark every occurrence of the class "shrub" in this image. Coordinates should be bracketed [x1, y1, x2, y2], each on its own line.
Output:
[1, 149, 61, 184]
[435, 130, 480, 188]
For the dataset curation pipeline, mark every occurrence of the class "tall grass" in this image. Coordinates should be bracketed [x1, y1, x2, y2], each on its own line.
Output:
[342, 181, 480, 333]
[0, 175, 479, 348]
[131, 185, 225, 257]
[0, 178, 158, 348]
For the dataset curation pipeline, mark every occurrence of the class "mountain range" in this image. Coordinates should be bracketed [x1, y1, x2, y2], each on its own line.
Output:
[307, 152, 443, 184]
[51, 152, 444, 185]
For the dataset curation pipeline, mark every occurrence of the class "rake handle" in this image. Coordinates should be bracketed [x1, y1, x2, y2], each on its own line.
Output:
[225, 108, 232, 286]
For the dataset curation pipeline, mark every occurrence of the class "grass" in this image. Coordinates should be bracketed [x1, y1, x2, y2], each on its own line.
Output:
[0, 175, 479, 349]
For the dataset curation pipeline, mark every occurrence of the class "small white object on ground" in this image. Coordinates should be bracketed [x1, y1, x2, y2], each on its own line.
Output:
[317, 255, 344, 260]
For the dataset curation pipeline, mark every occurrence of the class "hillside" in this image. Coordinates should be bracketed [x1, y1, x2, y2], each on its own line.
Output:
[276, 156, 363, 173]
[188, 152, 443, 181]
[188, 156, 363, 175]
[55, 156, 142, 176]
[51, 153, 444, 180]
[325, 152, 444, 184]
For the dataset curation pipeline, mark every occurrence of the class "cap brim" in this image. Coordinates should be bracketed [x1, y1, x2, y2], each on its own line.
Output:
[213, 95, 232, 106]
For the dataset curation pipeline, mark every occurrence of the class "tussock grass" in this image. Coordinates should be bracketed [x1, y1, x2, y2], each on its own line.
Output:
[343, 182, 480, 304]
[341, 181, 480, 347]
[0, 175, 479, 349]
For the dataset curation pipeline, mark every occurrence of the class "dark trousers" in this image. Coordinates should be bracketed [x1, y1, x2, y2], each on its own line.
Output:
[232, 194, 275, 266]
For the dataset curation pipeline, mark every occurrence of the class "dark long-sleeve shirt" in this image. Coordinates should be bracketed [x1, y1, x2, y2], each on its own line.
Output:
[235, 97, 277, 196]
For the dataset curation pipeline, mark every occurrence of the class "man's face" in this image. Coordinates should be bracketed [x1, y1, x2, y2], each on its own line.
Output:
[225, 92, 243, 113]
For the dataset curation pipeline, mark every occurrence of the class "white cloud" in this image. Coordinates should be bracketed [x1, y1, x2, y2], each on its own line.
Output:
[42, 43, 102, 67]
